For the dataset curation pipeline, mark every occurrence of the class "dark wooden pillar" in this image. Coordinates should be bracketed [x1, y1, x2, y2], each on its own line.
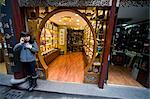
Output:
[99, 0, 117, 88]
[11, 0, 24, 41]
[11, 0, 25, 79]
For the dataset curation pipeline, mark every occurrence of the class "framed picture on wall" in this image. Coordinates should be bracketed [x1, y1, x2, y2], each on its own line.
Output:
[59, 29, 65, 45]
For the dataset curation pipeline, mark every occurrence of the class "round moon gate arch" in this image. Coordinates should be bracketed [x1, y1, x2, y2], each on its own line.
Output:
[37, 8, 97, 78]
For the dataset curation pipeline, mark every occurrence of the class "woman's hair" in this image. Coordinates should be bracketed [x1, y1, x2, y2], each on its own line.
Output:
[20, 31, 34, 44]
[20, 31, 27, 38]
[27, 34, 34, 44]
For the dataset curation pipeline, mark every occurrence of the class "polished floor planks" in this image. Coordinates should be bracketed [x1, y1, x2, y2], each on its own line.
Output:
[108, 65, 143, 87]
[47, 52, 84, 83]
[47, 52, 143, 87]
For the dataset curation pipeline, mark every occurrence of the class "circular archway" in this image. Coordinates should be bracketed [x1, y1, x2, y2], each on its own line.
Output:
[37, 8, 97, 78]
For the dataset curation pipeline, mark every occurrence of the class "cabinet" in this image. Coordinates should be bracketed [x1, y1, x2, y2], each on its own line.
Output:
[67, 29, 83, 52]
[136, 54, 149, 88]
[44, 49, 60, 65]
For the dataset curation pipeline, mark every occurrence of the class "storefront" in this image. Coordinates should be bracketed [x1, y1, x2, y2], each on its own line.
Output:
[19, 0, 119, 88]
[0, 0, 119, 89]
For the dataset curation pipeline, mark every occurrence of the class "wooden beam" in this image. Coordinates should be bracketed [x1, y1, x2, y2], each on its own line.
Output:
[98, 0, 117, 88]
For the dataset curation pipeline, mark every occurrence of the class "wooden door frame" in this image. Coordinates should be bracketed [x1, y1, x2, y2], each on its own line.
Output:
[37, 8, 97, 81]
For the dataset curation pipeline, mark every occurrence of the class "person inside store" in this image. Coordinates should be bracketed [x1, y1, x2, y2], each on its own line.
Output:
[13, 31, 39, 91]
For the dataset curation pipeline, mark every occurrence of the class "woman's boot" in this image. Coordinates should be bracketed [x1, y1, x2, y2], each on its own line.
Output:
[28, 75, 38, 91]
[28, 76, 33, 91]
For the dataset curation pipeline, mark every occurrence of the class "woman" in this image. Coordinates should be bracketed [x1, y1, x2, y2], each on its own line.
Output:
[13, 31, 39, 91]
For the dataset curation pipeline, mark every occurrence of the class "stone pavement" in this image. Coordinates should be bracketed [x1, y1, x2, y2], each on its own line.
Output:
[0, 85, 111, 99]
[0, 74, 149, 99]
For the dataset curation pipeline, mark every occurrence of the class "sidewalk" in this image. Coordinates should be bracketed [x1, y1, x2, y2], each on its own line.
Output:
[0, 73, 149, 99]
[0, 85, 108, 99]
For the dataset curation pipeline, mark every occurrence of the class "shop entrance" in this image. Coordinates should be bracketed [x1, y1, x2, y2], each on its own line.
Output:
[37, 8, 97, 83]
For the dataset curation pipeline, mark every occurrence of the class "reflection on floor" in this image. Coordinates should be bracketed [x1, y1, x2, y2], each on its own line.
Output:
[108, 65, 143, 87]
[48, 52, 84, 83]
[0, 62, 7, 74]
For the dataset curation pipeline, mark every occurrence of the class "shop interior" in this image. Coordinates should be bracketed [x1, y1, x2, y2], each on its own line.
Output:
[40, 11, 89, 83]
[109, 22, 149, 88]
[34, 7, 107, 83]
[108, 6, 149, 88]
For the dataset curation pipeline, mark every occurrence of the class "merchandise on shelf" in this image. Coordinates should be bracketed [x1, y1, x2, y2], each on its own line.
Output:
[67, 29, 83, 52]
[40, 21, 58, 56]
[84, 8, 108, 84]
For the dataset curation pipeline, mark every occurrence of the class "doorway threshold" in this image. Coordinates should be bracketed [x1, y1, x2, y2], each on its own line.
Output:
[0, 74, 148, 99]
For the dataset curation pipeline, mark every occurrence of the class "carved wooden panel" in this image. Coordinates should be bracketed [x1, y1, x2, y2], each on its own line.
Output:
[18, 0, 111, 7]
[18, 0, 149, 7]
[120, 0, 149, 7]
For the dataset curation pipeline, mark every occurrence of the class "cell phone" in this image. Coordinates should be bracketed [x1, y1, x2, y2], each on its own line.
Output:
[24, 40, 28, 43]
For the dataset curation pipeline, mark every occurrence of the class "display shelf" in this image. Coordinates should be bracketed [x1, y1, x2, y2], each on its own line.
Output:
[40, 21, 58, 55]
[83, 46, 93, 52]
[83, 8, 108, 84]
[83, 20, 94, 60]
[112, 23, 149, 53]
[67, 29, 84, 52]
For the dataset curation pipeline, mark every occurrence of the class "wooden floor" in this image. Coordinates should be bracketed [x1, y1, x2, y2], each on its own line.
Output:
[47, 52, 143, 87]
[108, 65, 143, 87]
[48, 52, 85, 83]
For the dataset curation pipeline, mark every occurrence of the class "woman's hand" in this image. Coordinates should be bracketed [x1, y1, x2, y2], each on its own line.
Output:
[25, 43, 32, 49]
[20, 37, 24, 44]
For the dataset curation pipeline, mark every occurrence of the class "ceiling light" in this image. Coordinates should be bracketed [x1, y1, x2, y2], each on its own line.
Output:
[75, 14, 79, 16]
[77, 23, 80, 25]
[76, 19, 80, 22]
[61, 16, 71, 22]
[59, 20, 62, 22]
[122, 24, 127, 26]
